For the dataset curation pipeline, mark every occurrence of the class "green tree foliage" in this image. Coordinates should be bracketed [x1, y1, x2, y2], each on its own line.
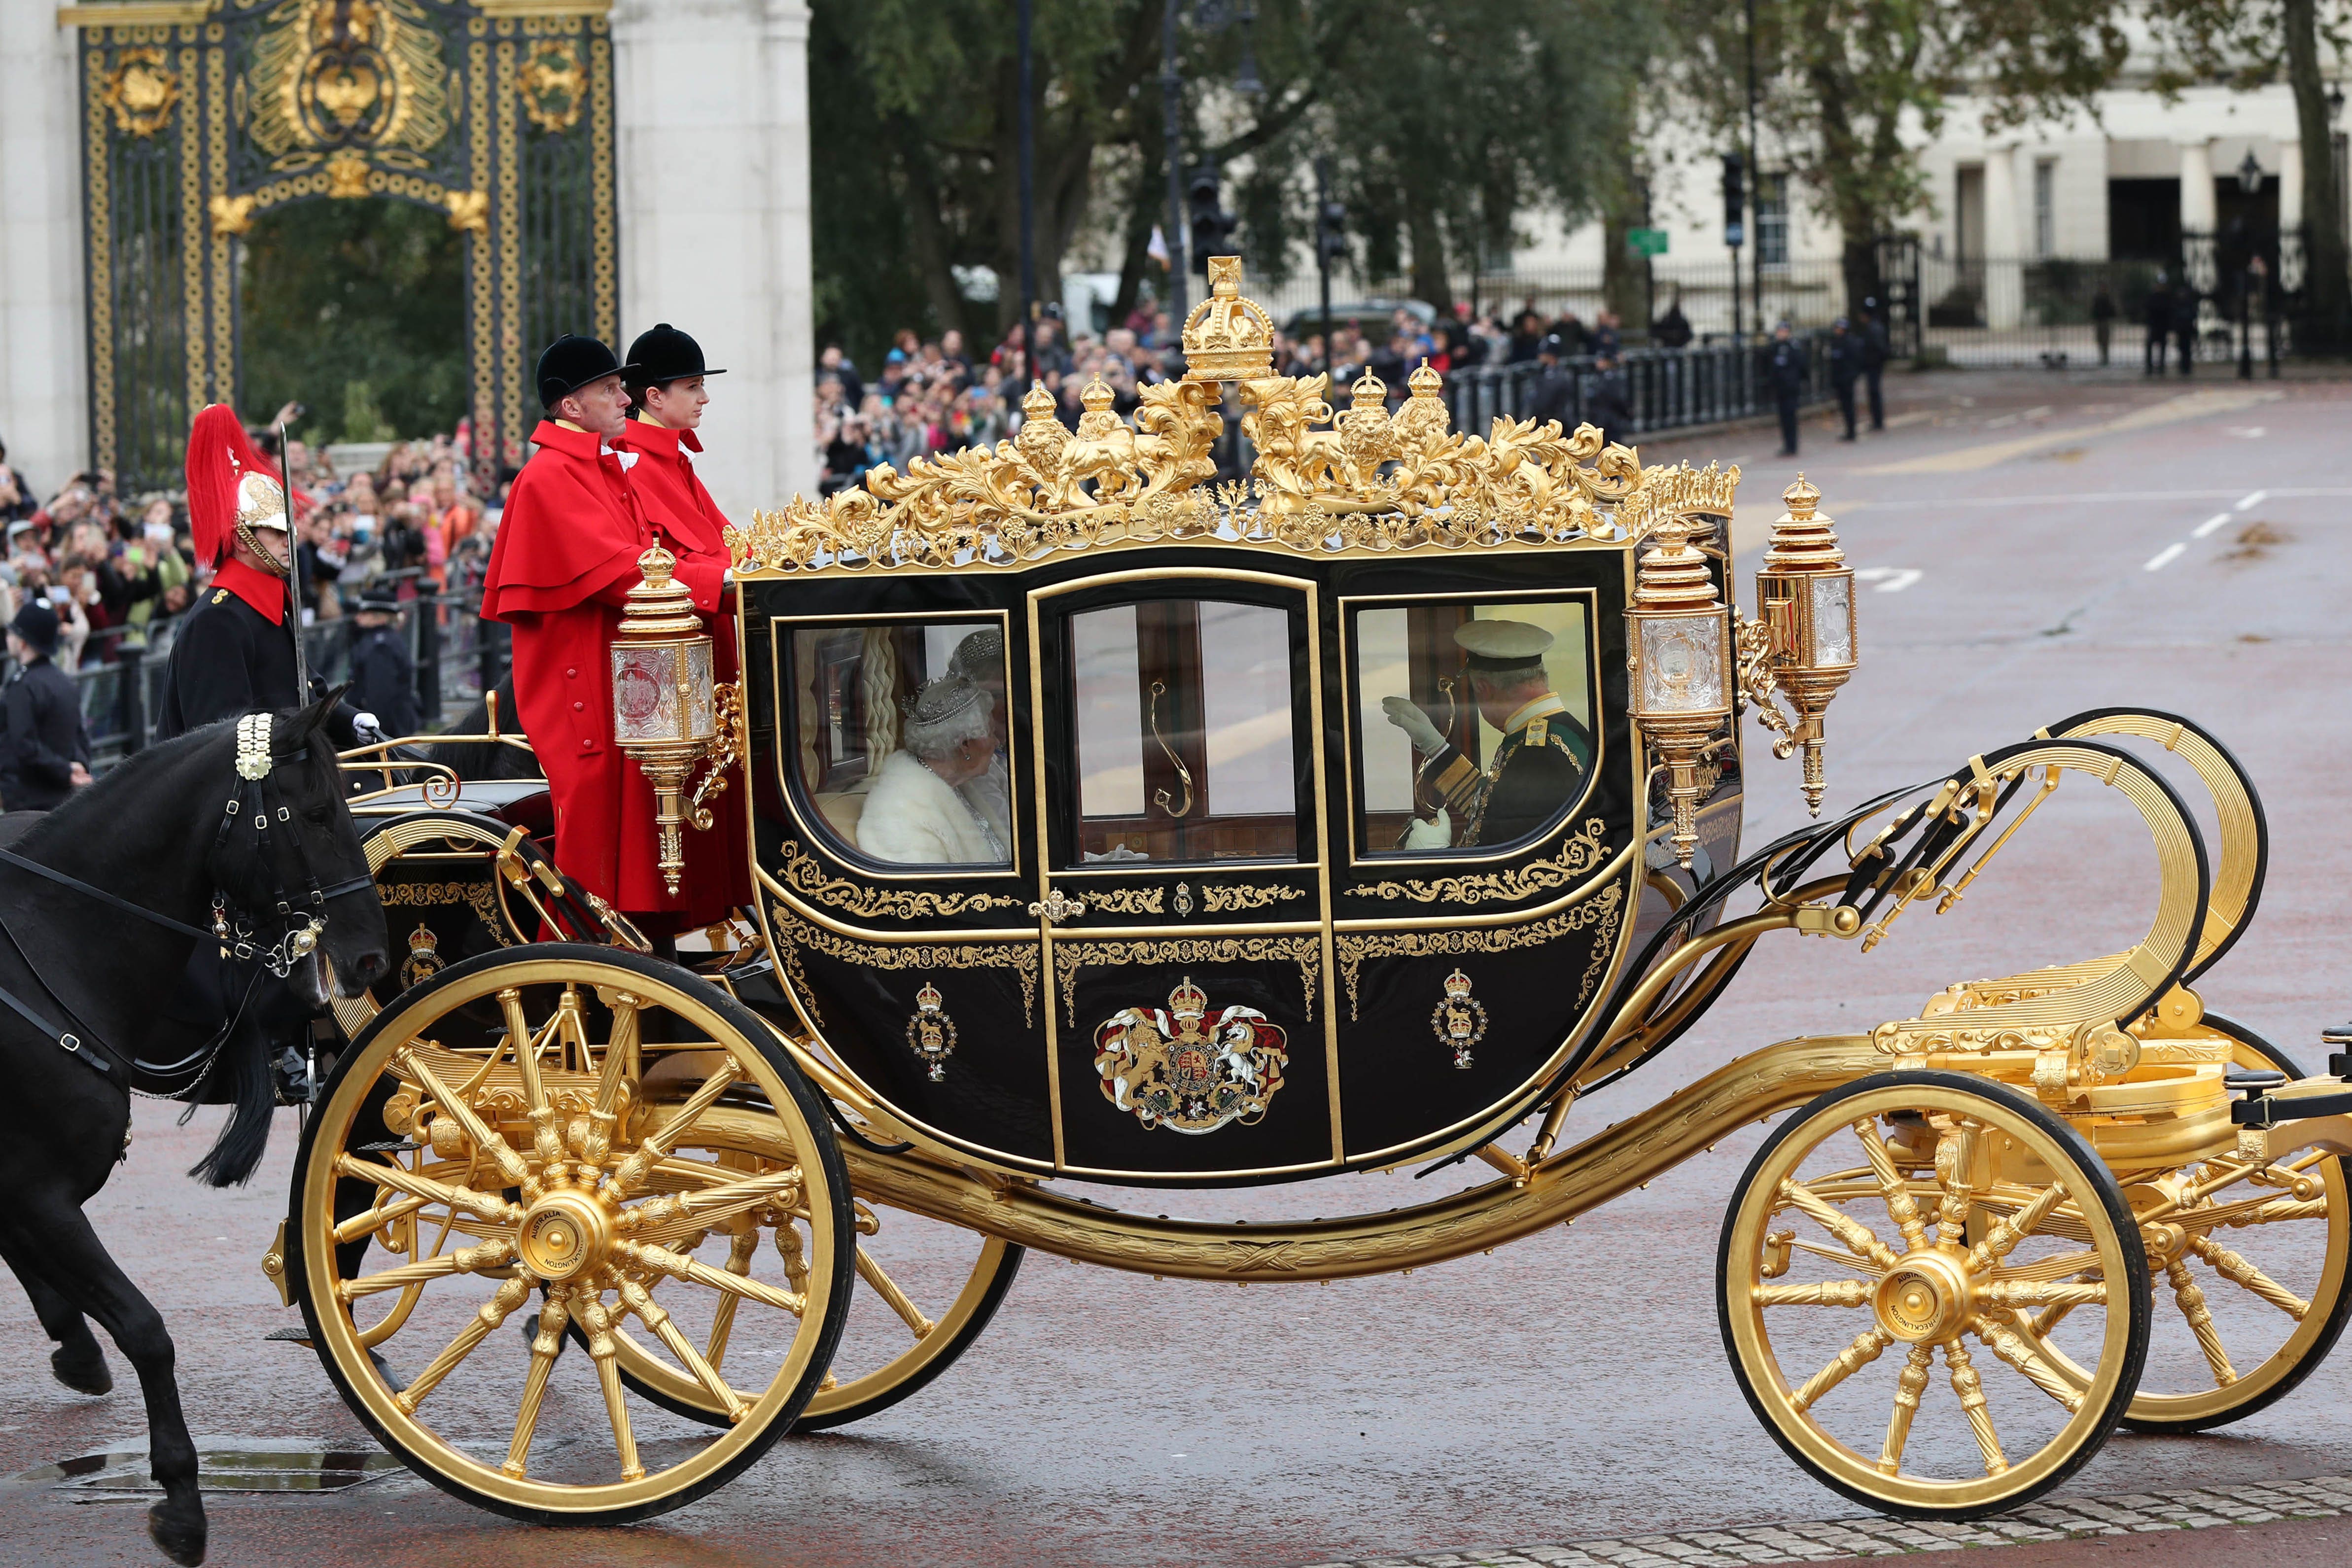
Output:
[240, 197, 466, 445]
[807, 0, 1650, 359]
[2141, 0, 2351, 344]
[1666, 0, 2132, 309]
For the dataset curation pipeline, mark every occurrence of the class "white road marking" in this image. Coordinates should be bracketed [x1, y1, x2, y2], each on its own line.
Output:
[2145, 542, 2188, 572]
[1853, 567, 1923, 592]
[2228, 426, 2268, 438]
[2236, 488, 2269, 511]
[1861, 388, 2286, 475]
[2193, 512, 2234, 538]
[1837, 486, 2352, 512]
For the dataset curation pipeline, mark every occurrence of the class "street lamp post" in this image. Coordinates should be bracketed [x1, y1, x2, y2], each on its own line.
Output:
[1018, 0, 1037, 378]
[2237, 150, 2262, 382]
[1159, 0, 1260, 328]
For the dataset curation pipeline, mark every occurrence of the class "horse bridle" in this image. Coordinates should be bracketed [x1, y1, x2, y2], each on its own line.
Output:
[211, 712, 376, 980]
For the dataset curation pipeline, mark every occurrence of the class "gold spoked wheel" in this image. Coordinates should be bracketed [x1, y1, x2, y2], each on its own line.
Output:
[601, 1167, 1023, 1431]
[2018, 1023, 2352, 1434]
[1720, 1072, 2150, 1520]
[292, 944, 853, 1522]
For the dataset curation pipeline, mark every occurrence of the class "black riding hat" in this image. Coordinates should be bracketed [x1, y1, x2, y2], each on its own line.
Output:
[536, 334, 634, 410]
[9, 601, 59, 656]
[625, 323, 726, 389]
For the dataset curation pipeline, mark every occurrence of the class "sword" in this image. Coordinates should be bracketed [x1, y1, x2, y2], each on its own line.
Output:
[278, 417, 312, 701]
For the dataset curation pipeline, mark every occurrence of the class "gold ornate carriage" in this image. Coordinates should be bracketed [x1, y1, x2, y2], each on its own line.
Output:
[288, 259, 2352, 1526]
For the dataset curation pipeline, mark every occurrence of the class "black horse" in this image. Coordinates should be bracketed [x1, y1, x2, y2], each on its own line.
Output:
[0, 694, 388, 1565]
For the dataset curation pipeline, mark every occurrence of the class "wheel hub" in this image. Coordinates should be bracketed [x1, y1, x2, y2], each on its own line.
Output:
[519, 1189, 613, 1283]
[1873, 1248, 1973, 1343]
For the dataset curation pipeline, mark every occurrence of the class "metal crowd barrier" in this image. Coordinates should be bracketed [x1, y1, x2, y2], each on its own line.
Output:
[25, 578, 509, 770]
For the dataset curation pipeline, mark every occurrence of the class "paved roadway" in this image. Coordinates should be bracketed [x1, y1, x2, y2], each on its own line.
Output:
[3, 369, 2349, 1568]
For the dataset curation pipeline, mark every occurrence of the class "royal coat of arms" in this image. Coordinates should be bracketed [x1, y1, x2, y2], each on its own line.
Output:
[1092, 977, 1288, 1134]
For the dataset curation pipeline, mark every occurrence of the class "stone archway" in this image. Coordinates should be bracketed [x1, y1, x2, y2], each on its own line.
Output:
[67, 0, 618, 490]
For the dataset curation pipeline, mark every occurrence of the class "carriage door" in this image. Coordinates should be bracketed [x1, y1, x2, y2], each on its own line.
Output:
[1027, 568, 1336, 1181]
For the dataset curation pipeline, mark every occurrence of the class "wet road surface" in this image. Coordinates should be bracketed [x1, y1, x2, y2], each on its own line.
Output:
[3, 369, 2349, 1567]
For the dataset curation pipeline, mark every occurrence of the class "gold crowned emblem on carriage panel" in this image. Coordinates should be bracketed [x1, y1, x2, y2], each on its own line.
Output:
[904, 980, 958, 1082]
[1092, 977, 1289, 1135]
[1433, 967, 1487, 1070]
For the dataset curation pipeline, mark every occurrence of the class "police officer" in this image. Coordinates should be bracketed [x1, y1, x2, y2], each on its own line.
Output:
[347, 592, 421, 740]
[1767, 321, 1807, 457]
[1586, 351, 1633, 450]
[1859, 297, 1891, 430]
[1, 602, 91, 810]
[1828, 317, 1861, 442]
[1382, 621, 1590, 851]
[162, 405, 368, 743]
[2143, 270, 2171, 376]
[1528, 334, 1576, 429]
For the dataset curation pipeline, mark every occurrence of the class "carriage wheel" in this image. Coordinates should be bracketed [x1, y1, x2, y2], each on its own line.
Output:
[2010, 1021, 2352, 1434]
[599, 1174, 1023, 1431]
[1720, 1072, 2150, 1520]
[291, 944, 853, 1523]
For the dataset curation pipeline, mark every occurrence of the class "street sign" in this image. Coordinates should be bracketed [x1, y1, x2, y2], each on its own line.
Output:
[1724, 222, 1744, 248]
[1629, 228, 1669, 258]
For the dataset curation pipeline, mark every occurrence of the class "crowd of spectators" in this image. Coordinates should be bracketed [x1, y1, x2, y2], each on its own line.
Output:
[813, 295, 1640, 495]
[0, 408, 502, 686]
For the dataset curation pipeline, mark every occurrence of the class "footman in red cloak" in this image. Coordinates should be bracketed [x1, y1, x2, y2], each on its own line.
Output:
[478, 334, 740, 930]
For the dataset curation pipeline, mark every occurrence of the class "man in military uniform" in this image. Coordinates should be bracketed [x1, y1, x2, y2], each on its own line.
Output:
[1382, 620, 1590, 850]
[160, 404, 369, 743]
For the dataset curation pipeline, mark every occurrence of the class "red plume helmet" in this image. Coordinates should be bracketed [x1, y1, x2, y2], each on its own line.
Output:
[184, 403, 303, 566]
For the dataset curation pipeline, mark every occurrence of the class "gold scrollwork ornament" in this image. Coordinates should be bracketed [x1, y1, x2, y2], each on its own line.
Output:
[517, 39, 585, 134]
[904, 981, 958, 1081]
[1432, 967, 1487, 1070]
[103, 48, 180, 138]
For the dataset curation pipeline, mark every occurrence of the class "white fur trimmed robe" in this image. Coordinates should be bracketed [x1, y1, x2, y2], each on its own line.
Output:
[856, 750, 1001, 865]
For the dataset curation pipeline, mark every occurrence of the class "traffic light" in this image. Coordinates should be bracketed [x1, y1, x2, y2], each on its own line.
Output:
[1316, 195, 1349, 265]
[1721, 152, 1746, 248]
[1188, 165, 1234, 274]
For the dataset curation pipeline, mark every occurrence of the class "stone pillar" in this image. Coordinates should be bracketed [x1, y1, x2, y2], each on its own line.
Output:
[1981, 145, 2023, 329]
[612, 0, 815, 520]
[0, 12, 88, 495]
[2178, 139, 2216, 231]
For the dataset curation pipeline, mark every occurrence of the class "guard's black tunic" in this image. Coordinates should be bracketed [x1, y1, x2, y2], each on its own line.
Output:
[157, 582, 302, 739]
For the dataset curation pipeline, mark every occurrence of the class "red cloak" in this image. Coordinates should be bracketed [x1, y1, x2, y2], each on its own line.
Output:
[479, 420, 739, 925]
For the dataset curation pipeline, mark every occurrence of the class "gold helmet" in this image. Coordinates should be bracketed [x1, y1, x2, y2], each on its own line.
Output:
[234, 468, 292, 578]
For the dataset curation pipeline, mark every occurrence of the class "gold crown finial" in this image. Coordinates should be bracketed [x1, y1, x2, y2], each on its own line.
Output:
[1080, 374, 1116, 413]
[1349, 368, 1388, 407]
[1407, 359, 1442, 396]
[1180, 257, 1274, 381]
[1021, 381, 1056, 418]
[1168, 976, 1209, 1019]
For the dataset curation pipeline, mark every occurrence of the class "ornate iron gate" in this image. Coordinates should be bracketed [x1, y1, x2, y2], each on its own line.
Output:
[68, 0, 617, 490]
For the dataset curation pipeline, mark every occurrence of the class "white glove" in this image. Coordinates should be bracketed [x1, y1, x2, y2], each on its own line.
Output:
[1402, 809, 1452, 850]
[353, 711, 385, 744]
[1381, 694, 1444, 754]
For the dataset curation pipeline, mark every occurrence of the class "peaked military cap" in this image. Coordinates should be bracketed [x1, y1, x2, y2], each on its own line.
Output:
[1455, 619, 1554, 671]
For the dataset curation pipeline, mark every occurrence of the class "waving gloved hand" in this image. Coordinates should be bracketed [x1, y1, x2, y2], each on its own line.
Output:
[1381, 694, 1445, 754]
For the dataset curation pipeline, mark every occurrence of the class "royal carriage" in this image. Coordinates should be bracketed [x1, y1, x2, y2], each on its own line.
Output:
[288, 259, 2352, 1526]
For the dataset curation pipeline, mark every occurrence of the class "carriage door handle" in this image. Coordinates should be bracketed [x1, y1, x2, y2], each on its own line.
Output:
[1029, 888, 1086, 925]
[1147, 680, 1194, 819]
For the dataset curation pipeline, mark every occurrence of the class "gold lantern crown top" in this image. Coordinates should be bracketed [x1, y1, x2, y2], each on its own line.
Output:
[1763, 474, 1845, 572]
[616, 546, 704, 639]
[1633, 514, 1719, 609]
[1180, 256, 1275, 381]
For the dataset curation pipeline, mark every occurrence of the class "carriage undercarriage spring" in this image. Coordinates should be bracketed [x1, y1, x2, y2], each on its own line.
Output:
[287, 262, 2352, 1526]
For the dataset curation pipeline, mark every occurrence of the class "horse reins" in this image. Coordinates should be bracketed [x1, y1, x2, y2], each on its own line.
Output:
[0, 712, 372, 1090]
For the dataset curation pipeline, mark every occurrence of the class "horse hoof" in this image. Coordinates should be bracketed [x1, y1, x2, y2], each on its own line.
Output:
[51, 1343, 113, 1396]
[147, 1498, 207, 1566]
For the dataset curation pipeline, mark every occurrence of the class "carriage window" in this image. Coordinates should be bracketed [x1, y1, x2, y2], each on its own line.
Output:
[1067, 598, 1299, 863]
[1352, 598, 1594, 855]
[788, 618, 1013, 869]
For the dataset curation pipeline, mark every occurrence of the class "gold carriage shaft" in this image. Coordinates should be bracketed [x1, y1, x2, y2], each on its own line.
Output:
[300, 258, 2352, 1527]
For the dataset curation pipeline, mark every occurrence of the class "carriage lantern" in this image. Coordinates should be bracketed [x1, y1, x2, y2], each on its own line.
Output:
[1748, 475, 1857, 816]
[610, 545, 717, 895]
[1626, 511, 1735, 869]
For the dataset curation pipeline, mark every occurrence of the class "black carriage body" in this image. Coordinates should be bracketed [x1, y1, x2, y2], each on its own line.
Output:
[739, 537, 1741, 1185]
